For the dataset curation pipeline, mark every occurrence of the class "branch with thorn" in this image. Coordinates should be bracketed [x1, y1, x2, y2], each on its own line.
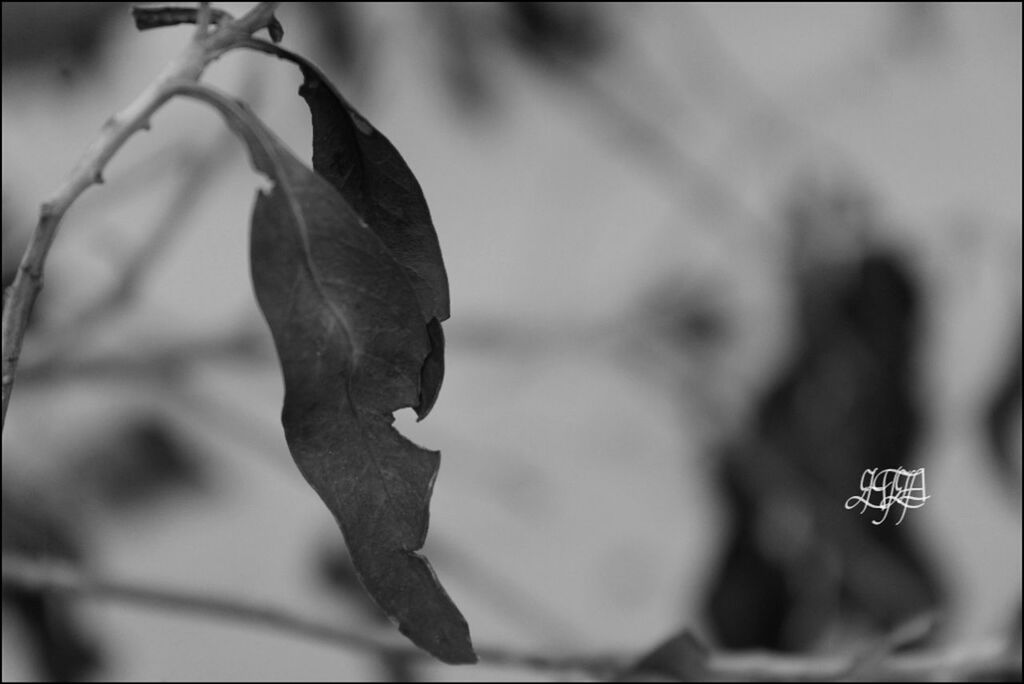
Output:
[1, 2, 281, 429]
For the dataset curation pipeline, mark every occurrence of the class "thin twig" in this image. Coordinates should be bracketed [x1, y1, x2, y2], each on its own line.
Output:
[0, 553, 422, 660]
[16, 322, 266, 385]
[490, 25, 776, 243]
[0, 2, 280, 430]
[558, 54, 771, 236]
[0, 554, 627, 677]
[840, 612, 937, 679]
[20, 316, 604, 654]
[705, 642, 1021, 682]
[3, 553, 1018, 680]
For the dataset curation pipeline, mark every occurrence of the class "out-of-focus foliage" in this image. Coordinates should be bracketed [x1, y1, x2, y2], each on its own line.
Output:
[71, 415, 210, 511]
[704, 178, 942, 650]
[984, 328, 1023, 495]
[1, 2, 126, 84]
[499, 2, 612, 65]
[300, 3, 364, 87]
[1, 485, 102, 682]
[425, 2, 617, 115]
[2, 412, 210, 680]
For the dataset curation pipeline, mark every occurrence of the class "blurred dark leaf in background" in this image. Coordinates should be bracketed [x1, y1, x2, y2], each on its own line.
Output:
[706, 454, 796, 650]
[300, 3, 366, 92]
[1, 2, 126, 84]
[70, 414, 210, 512]
[886, 3, 948, 60]
[645, 278, 732, 356]
[704, 177, 942, 651]
[983, 327, 1022, 495]
[500, 2, 611, 66]
[2, 414, 208, 680]
[432, 4, 495, 116]
[2, 485, 103, 681]
[426, 2, 617, 116]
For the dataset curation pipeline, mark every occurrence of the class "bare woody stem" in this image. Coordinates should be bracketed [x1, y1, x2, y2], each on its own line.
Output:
[0, 2, 280, 430]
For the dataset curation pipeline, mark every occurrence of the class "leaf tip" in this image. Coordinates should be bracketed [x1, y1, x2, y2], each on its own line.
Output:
[399, 616, 477, 665]
[451, 646, 479, 665]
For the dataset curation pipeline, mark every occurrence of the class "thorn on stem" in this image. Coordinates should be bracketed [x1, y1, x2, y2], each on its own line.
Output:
[23, 262, 44, 282]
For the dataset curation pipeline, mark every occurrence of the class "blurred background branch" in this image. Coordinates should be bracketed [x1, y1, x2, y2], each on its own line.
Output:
[4, 553, 1019, 681]
[1, 553, 629, 679]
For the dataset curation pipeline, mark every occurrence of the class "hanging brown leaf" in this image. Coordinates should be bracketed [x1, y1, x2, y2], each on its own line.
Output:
[242, 40, 449, 418]
[171, 83, 474, 665]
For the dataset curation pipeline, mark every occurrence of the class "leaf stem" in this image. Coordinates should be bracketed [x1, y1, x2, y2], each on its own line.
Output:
[194, 2, 213, 39]
[0, 2, 281, 430]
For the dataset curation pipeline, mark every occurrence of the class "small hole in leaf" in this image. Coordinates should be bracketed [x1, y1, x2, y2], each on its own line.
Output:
[255, 172, 275, 196]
